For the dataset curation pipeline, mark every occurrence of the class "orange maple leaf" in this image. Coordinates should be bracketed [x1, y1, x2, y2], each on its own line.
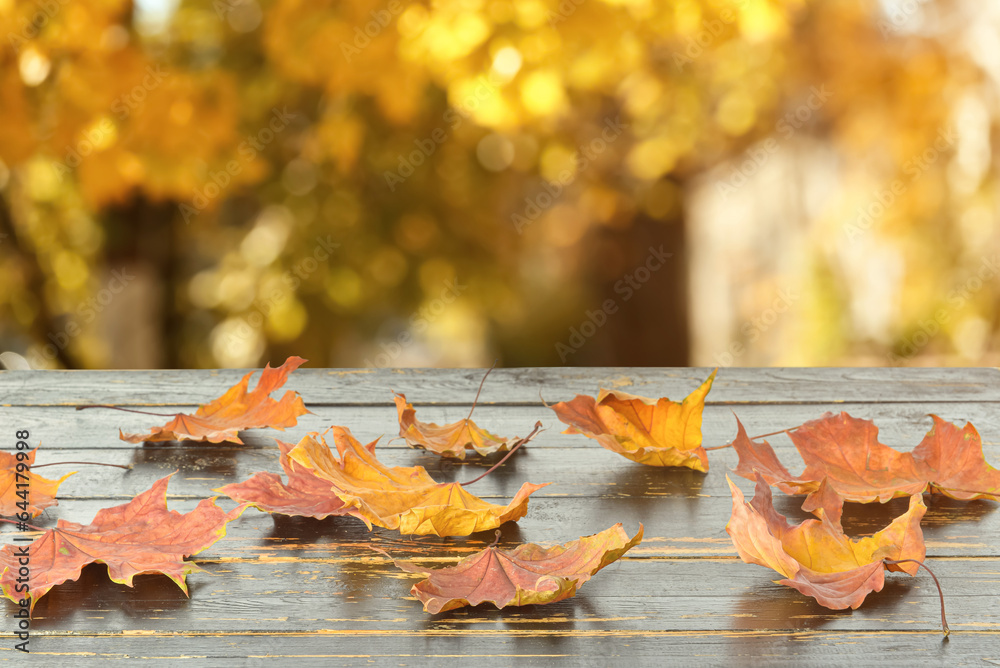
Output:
[286, 427, 550, 536]
[393, 391, 520, 459]
[377, 523, 643, 613]
[214, 438, 368, 521]
[0, 449, 74, 518]
[726, 473, 926, 611]
[119, 356, 311, 444]
[0, 474, 247, 614]
[730, 412, 1000, 527]
[549, 369, 716, 470]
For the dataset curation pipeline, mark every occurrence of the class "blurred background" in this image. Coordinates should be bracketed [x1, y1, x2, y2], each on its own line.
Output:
[0, 0, 998, 370]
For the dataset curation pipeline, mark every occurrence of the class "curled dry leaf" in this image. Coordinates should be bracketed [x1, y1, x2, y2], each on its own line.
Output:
[214, 439, 368, 521]
[730, 412, 1000, 528]
[394, 391, 520, 459]
[0, 474, 247, 614]
[549, 369, 716, 470]
[726, 473, 926, 610]
[286, 427, 550, 536]
[119, 356, 311, 444]
[1, 448, 74, 518]
[377, 523, 644, 613]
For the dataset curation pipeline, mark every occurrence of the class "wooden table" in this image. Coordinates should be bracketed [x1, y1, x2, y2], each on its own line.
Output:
[2, 367, 999, 666]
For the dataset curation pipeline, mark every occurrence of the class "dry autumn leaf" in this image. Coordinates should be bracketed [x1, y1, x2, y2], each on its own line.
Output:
[394, 392, 520, 459]
[730, 412, 1000, 527]
[0, 449, 74, 518]
[377, 523, 644, 613]
[393, 364, 524, 459]
[286, 426, 550, 536]
[214, 438, 368, 521]
[113, 356, 310, 444]
[726, 473, 927, 611]
[0, 474, 246, 614]
[549, 369, 717, 470]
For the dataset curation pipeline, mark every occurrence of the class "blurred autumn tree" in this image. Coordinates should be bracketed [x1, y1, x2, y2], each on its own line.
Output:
[0, 0, 996, 369]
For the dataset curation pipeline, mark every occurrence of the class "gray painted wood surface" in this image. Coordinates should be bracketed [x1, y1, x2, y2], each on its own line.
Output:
[1, 366, 997, 666]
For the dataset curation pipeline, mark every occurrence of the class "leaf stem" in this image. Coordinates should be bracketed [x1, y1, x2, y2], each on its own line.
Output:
[884, 558, 949, 637]
[461, 421, 542, 487]
[0, 518, 47, 532]
[488, 529, 502, 548]
[705, 426, 802, 451]
[31, 461, 132, 470]
[749, 427, 798, 440]
[465, 360, 498, 422]
[76, 405, 179, 417]
[538, 389, 551, 408]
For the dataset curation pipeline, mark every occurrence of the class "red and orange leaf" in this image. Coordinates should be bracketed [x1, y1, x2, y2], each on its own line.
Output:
[214, 439, 368, 521]
[726, 473, 926, 610]
[286, 427, 551, 537]
[379, 523, 644, 613]
[1, 449, 74, 518]
[394, 391, 520, 459]
[549, 369, 716, 470]
[0, 474, 247, 614]
[119, 356, 311, 444]
[795, 412, 1000, 502]
[730, 412, 1000, 526]
[728, 417, 833, 515]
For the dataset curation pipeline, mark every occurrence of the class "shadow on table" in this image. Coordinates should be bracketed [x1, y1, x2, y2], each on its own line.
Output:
[768, 491, 997, 534]
[128, 441, 241, 478]
[421, 596, 594, 635]
[364, 522, 528, 560]
[260, 513, 372, 547]
[916, 495, 996, 527]
[418, 447, 534, 494]
[729, 572, 931, 633]
[609, 465, 705, 498]
[26, 563, 192, 628]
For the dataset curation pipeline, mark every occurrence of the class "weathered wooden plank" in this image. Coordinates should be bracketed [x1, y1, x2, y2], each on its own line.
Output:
[2, 630, 984, 667]
[5, 401, 1000, 452]
[1, 366, 999, 407]
[27, 440, 1000, 511]
[8, 403, 1000, 559]
[5, 490, 998, 560]
[11, 557, 993, 634]
[2, 367, 999, 666]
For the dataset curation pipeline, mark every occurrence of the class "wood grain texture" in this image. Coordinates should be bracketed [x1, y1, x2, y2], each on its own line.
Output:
[2, 366, 999, 406]
[5, 401, 999, 452]
[3, 631, 993, 667]
[10, 555, 997, 633]
[1, 367, 997, 664]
